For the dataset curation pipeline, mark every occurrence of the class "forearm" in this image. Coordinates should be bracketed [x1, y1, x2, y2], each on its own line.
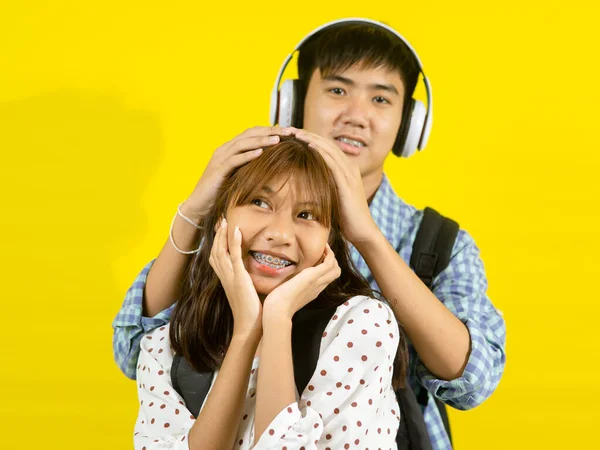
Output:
[354, 229, 470, 380]
[255, 316, 295, 441]
[188, 331, 261, 450]
[144, 203, 202, 317]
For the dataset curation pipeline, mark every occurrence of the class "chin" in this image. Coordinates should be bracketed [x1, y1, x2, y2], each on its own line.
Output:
[250, 276, 279, 297]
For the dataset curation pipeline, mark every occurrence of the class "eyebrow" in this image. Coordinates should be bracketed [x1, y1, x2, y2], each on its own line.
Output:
[323, 74, 400, 96]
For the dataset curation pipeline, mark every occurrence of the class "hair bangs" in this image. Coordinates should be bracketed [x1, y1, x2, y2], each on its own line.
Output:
[224, 137, 336, 228]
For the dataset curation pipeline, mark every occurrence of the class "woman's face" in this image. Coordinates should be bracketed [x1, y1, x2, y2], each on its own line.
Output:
[225, 176, 331, 297]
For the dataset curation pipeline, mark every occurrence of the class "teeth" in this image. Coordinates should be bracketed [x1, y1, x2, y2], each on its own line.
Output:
[336, 137, 365, 148]
[251, 252, 293, 268]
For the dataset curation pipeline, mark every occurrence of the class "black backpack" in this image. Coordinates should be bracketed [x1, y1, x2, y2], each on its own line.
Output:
[171, 207, 458, 449]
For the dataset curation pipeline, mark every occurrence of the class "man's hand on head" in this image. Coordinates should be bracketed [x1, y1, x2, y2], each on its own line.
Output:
[295, 129, 379, 245]
[182, 126, 298, 223]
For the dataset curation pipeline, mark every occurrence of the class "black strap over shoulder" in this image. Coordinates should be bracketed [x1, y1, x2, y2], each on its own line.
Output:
[409, 206, 459, 446]
[170, 305, 338, 419]
[410, 207, 459, 290]
[291, 305, 339, 394]
[396, 386, 433, 450]
[171, 354, 214, 418]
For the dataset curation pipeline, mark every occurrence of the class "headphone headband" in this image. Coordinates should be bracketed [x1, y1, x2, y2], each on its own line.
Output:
[269, 18, 433, 153]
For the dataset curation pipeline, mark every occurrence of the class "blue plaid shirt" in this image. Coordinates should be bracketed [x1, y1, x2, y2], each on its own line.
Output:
[112, 174, 506, 450]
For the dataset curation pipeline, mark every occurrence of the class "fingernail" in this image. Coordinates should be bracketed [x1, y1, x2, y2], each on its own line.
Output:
[269, 135, 279, 143]
[221, 217, 227, 227]
[234, 225, 240, 236]
[254, 148, 263, 155]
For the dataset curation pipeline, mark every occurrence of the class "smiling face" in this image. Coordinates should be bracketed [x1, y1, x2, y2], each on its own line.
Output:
[213, 138, 339, 299]
[296, 23, 420, 193]
[303, 64, 405, 183]
[226, 176, 330, 297]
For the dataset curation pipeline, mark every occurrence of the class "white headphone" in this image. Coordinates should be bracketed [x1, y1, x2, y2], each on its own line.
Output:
[269, 18, 433, 158]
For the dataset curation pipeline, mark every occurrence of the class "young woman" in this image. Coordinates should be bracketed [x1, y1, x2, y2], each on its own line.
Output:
[133, 137, 407, 449]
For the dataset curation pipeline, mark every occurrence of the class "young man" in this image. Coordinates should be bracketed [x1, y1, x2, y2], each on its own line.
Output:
[113, 19, 506, 450]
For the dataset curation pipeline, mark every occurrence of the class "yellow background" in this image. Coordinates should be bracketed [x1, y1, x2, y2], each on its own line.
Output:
[1, 1, 598, 448]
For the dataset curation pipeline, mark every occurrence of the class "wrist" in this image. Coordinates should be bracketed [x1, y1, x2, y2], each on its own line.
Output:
[262, 308, 293, 332]
[231, 328, 262, 346]
[348, 219, 381, 248]
[180, 201, 204, 224]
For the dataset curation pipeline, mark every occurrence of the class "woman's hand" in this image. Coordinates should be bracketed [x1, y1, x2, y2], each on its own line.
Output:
[262, 244, 341, 322]
[209, 218, 262, 337]
[181, 126, 297, 223]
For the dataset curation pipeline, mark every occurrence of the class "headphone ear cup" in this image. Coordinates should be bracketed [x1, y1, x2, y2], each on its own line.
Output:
[402, 100, 426, 158]
[277, 79, 296, 127]
[392, 99, 414, 157]
[275, 79, 305, 127]
[393, 99, 426, 158]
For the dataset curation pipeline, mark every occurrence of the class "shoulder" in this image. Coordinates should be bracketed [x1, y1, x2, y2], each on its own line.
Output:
[138, 323, 174, 369]
[335, 295, 394, 317]
[322, 296, 399, 348]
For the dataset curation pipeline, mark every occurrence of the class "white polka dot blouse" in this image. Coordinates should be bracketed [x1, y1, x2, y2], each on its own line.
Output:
[133, 295, 401, 449]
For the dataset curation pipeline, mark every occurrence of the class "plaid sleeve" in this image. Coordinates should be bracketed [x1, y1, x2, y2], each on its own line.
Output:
[415, 229, 506, 410]
[112, 260, 175, 380]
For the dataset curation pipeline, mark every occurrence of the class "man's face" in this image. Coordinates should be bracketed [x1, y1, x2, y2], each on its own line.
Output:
[302, 64, 405, 179]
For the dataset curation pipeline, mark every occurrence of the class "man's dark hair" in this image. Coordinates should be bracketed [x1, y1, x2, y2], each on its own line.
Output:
[297, 22, 421, 109]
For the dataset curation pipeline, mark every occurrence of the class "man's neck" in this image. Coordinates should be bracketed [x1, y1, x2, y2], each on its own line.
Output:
[362, 169, 384, 205]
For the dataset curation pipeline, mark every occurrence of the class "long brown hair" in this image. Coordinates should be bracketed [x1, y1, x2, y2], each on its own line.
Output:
[170, 137, 408, 388]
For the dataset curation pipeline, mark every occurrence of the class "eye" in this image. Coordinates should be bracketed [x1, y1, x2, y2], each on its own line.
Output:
[298, 211, 315, 220]
[329, 87, 346, 96]
[373, 96, 390, 104]
[251, 198, 270, 209]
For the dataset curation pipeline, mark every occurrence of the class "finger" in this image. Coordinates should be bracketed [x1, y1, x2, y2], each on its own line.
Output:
[210, 226, 224, 275]
[226, 148, 264, 170]
[311, 145, 352, 194]
[216, 218, 233, 271]
[238, 125, 294, 138]
[218, 126, 293, 160]
[220, 126, 300, 168]
[214, 129, 277, 162]
[210, 222, 222, 261]
[208, 253, 217, 273]
[321, 245, 339, 274]
[211, 222, 225, 269]
[317, 258, 341, 285]
[311, 244, 336, 278]
[309, 140, 355, 183]
[296, 131, 356, 176]
[296, 132, 354, 189]
[225, 135, 280, 157]
[322, 242, 335, 264]
[229, 225, 245, 271]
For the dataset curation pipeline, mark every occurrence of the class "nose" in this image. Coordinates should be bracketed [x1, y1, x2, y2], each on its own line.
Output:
[340, 93, 370, 129]
[263, 211, 294, 246]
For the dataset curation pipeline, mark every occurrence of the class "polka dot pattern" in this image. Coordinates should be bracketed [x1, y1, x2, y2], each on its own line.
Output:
[133, 296, 400, 450]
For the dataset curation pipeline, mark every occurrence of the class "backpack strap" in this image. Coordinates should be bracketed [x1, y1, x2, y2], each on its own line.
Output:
[171, 354, 214, 418]
[396, 386, 434, 450]
[409, 206, 459, 445]
[170, 305, 338, 418]
[410, 207, 459, 290]
[291, 305, 339, 394]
